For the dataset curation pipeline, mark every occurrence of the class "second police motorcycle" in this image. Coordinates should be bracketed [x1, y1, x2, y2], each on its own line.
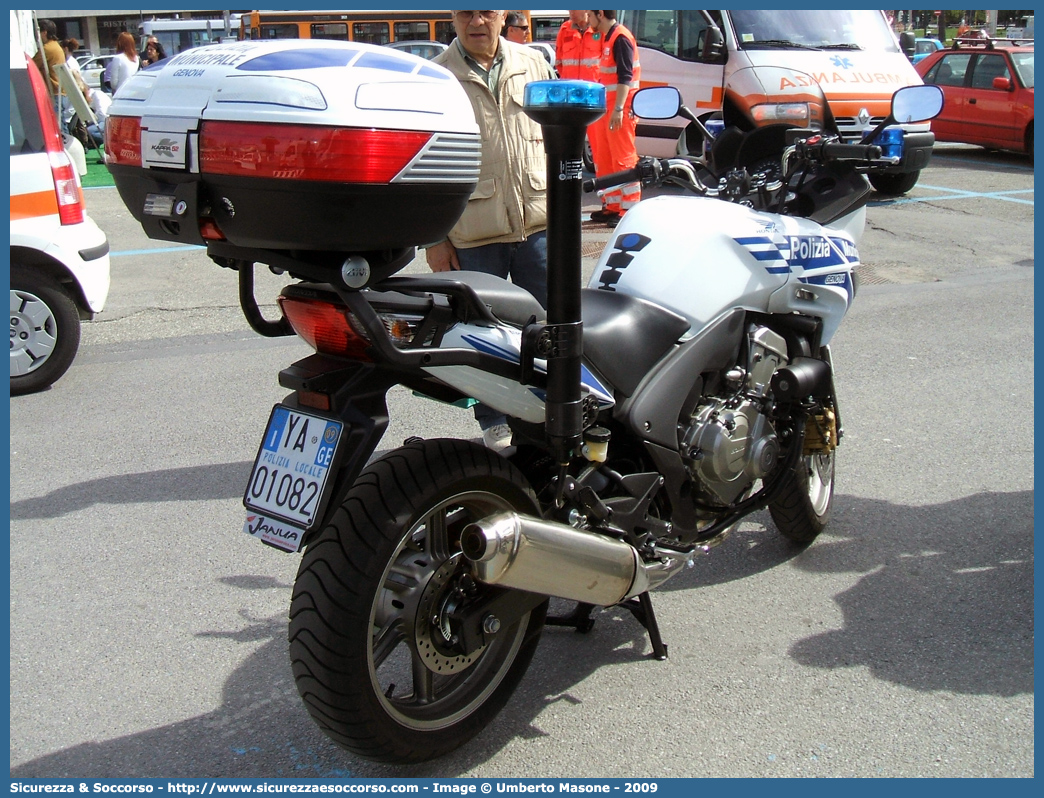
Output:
[105, 40, 943, 762]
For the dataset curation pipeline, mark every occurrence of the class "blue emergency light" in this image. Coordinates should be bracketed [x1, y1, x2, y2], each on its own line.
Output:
[872, 127, 905, 161]
[524, 80, 606, 112]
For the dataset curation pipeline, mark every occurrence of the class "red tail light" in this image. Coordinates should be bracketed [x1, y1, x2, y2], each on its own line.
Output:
[278, 295, 373, 360]
[49, 151, 85, 226]
[105, 116, 143, 166]
[25, 54, 85, 225]
[200, 121, 432, 183]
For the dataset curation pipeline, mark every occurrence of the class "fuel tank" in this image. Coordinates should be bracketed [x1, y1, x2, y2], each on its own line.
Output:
[588, 196, 860, 344]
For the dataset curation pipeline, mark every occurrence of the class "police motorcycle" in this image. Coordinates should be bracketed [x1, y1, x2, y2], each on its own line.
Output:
[105, 41, 943, 763]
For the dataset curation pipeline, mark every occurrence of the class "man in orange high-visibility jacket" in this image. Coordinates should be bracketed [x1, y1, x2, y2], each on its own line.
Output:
[556, 11, 605, 217]
[587, 10, 641, 227]
[554, 11, 601, 81]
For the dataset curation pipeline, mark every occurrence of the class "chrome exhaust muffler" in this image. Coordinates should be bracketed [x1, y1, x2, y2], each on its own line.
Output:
[460, 512, 694, 607]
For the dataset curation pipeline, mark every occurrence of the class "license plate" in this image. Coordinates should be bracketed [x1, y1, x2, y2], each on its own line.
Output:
[244, 405, 344, 531]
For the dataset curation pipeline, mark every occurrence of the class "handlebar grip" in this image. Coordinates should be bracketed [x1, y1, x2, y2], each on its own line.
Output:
[820, 142, 883, 161]
[583, 166, 643, 193]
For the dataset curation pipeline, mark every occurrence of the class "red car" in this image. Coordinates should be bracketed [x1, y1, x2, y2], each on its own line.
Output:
[915, 45, 1034, 158]
[953, 28, 990, 47]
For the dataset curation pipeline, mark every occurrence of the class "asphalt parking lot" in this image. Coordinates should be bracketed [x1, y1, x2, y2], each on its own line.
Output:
[8, 142, 1034, 778]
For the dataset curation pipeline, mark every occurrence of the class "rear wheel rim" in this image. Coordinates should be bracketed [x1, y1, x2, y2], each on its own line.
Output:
[367, 489, 529, 731]
[10, 289, 58, 376]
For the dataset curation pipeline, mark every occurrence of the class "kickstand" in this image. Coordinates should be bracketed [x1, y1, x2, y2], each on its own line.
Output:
[619, 592, 668, 660]
[546, 601, 597, 632]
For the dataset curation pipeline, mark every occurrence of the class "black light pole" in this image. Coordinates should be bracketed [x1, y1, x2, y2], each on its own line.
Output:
[523, 81, 605, 465]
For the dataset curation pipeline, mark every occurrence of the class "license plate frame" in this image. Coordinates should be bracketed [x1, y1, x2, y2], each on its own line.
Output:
[243, 405, 345, 533]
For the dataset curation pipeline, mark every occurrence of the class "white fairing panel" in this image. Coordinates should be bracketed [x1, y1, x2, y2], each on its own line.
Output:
[426, 323, 616, 423]
[589, 196, 859, 345]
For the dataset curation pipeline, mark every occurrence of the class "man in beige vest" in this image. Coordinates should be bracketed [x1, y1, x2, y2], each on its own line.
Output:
[428, 10, 556, 453]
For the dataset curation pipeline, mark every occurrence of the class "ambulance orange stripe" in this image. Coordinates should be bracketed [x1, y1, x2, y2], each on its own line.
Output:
[10, 190, 59, 221]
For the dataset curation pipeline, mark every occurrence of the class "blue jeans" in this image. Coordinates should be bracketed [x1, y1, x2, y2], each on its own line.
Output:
[455, 230, 548, 309]
[456, 231, 548, 430]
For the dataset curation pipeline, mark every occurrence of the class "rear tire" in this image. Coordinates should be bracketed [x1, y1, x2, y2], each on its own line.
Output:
[769, 448, 834, 545]
[10, 266, 81, 395]
[289, 438, 546, 763]
[869, 170, 920, 196]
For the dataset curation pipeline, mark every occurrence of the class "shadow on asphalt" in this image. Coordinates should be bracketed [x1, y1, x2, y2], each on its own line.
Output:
[662, 488, 1033, 697]
[9, 462, 253, 520]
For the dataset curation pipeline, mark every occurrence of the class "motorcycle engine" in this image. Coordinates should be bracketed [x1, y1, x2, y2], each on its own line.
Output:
[680, 326, 788, 505]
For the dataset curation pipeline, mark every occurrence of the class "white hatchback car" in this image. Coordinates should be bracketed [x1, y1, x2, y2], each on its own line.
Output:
[10, 42, 110, 393]
[76, 52, 115, 92]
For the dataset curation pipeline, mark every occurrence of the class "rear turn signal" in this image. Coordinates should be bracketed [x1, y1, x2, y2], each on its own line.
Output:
[278, 295, 373, 360]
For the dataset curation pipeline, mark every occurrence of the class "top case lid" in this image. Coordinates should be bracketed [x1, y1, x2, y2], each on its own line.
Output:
[109, 39, 480, 137]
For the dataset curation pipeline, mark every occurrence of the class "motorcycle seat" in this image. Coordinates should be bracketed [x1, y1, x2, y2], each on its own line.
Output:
[581, 289, 691, 398]
[424, 270, 547, 327]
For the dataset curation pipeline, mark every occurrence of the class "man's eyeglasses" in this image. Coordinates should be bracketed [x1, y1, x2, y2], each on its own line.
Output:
[454, 11, 500, 23]
[509, 25, 529, 31]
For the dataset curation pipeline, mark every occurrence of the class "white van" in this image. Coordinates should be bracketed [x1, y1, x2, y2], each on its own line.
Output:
[619, 9, 934, 194]
[10, 40, 110, 393]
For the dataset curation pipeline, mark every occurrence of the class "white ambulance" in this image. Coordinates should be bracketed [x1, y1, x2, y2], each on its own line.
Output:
[620, 9, 934, 194]
[10, 36, 110, 393]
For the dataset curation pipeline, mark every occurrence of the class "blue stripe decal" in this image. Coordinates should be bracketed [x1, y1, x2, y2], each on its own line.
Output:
[733, 236, 786, 265]
[733, 232, 861, 276]
[460, 334, 520, 363]
[580, 364, 614, 404]
[828, 237, 861, 263]
[459, 335, 613, 404]
[749, 249, 786, 261]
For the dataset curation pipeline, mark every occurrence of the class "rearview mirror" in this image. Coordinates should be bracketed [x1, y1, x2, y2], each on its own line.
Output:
[631, 86, 682, 120]
[891, 84, 944, 123]
[705, 25, 725, 61]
